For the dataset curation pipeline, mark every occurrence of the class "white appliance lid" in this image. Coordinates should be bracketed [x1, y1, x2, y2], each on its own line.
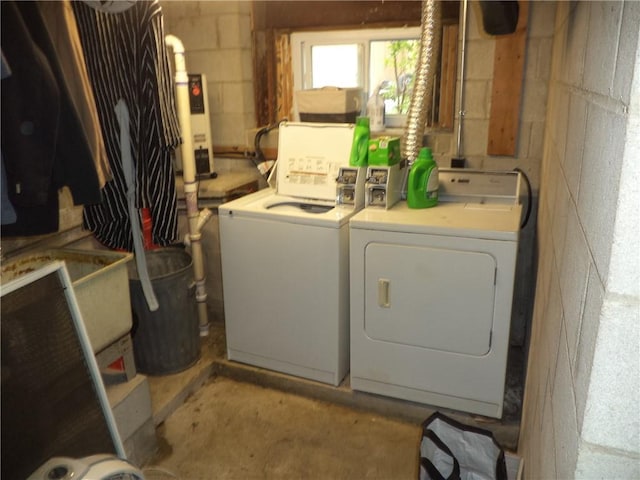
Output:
[276, 122, 355, 201]
[219, 189, 357, 228]
[349, 201, 521, 241]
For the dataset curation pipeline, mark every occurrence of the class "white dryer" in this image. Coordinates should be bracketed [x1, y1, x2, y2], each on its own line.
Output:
[349, 169, 522, 418]
[219, 122, 365, 386]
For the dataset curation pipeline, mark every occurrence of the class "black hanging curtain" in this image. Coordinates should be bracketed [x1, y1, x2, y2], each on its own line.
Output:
[73, 0, 182, 251]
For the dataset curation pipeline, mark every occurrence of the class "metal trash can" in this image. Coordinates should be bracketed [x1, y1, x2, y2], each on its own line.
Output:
[128, 248, 200, 375]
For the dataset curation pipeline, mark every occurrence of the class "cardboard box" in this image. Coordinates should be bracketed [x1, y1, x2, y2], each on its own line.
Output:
[368, 136, 401, 166]
[296, 87, 363, 123]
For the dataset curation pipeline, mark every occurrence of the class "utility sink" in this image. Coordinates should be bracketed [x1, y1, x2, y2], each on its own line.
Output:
[1, 248, 133, 353]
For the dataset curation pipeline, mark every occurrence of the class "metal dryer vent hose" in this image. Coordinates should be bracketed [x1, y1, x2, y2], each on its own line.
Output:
[402, 0, 442, 165]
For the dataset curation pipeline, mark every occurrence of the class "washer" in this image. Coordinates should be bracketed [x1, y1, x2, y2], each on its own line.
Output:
[349, 169, 522, 418]
[219, 122, 365, 386]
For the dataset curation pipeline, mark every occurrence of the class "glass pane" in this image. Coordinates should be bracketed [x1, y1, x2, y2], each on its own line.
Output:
[370, 39, 419, 115]
[311, 44, 361, 88]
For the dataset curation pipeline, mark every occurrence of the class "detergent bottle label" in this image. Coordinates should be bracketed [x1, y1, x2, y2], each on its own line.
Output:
[426, 166, 439, 198]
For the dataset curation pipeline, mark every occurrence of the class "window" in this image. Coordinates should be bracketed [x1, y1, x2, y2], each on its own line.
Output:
[291, 27, 422, 126]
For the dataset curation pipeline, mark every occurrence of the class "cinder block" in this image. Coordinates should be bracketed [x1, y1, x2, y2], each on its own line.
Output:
[241, 50, 254, 81]
[107, 374, 153, 444]
[524, 38, 540, 81]
[607, 107, 640, 297]
[576, 443, 640, 479]
[562, 2, 589, 87]
[465, 40, 495, 81]
[535, 221, 555, 310]
[613, 2, 640, 103]
[551, 325, 580, 479]
[550, 173, 570, 263]
[563, 93, 587, 199]
[460, 118, 488, 155]
[583, 2, 621, 96]
[222, 83, 246, 114]
[559, 207, 590, 365]
[433, 134, 453, 157]
[161, 1, 197, 20]
[242, 82, 256, 116]
[578, 105, 625, 281]
[169, 16, 219, 51]
[529, 1, 557, 39]
[542, 273, 563, 399]
[189, 50, 242, 82]
[535, 38, 554, 81]
[542, 147, 560, 215]
[540, 393, 557, 480]
[574, 267, 604, 433]
[522, 79, 549, 123]
[528, 121, 545, 162]
[547, 85, 569, 157]
[123, 417, 157, 469]
[219, 14, 252, 49]
[199, 1, 249, 16]
[582, 300, 640, 452]
[462, 80, 489, 119]
[467, 2, 486, 41]
[212, 113, 250, 146]
[207, 82, 224, 117]
[516, 122, 531, 159]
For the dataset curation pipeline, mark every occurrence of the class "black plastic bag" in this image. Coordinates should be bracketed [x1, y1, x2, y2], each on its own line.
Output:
[419, 412, 507, 480]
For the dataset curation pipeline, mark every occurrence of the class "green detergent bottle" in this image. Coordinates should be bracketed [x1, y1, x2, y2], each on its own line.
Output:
[349, 116, 370, 167]
[407, 147, 439, 208]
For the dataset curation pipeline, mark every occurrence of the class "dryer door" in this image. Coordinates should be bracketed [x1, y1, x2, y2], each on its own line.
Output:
[364, 242, 496, 355]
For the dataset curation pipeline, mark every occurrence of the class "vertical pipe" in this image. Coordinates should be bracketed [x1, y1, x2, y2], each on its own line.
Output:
[165, 35, 210, 336]
[455, 0, 469, 159]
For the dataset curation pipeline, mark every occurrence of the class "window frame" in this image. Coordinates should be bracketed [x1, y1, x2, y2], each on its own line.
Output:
[291, 26, 423, 117]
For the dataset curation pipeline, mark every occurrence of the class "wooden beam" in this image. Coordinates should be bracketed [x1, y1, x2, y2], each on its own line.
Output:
[275, 31, 293, 122]
[487, 0, 528, 156]
[438, 24, 458, 129]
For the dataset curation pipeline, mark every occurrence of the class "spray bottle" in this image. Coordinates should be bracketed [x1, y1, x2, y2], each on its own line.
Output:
[407, 147, 439, 208]
[349, 116, 370, 167]
[367, 84, 385, 133]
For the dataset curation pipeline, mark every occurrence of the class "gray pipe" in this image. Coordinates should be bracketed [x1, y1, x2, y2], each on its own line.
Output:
[402, 0, 442, 165]
[456, 0, 469, 158]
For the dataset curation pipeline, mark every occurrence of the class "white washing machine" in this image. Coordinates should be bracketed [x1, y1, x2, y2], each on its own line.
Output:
[219, 122, 365, 386]
[349, 169, 522, 418]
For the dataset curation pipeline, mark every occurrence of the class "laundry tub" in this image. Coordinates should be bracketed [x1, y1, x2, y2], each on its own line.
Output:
[0, 248, 133, 353]
[128, 248, 200, 375]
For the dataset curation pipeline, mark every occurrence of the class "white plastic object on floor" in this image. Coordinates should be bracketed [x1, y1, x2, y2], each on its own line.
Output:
[27, 454, 144, 480]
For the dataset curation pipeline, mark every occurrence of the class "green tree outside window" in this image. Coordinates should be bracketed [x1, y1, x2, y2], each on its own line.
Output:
[381, 40, 419, 115]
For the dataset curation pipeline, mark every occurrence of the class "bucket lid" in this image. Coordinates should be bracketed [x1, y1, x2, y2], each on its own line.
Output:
[127, 248, 192, 281]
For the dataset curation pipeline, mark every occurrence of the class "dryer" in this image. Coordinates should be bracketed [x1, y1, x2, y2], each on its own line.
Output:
[349, 169, 522, 418]
[219, 122, 365, 386]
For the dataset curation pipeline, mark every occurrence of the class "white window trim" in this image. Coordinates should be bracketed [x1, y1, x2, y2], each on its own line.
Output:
[291, 26, 422, 98]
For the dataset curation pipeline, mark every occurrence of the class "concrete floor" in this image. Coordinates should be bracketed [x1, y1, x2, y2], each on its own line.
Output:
[141, 323, 524, 478]
[147, 376, 420, 479]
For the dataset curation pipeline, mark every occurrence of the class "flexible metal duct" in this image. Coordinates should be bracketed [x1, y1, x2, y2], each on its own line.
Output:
[402, 0, 442, 164]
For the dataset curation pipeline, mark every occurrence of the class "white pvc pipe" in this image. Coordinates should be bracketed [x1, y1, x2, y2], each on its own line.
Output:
[165, 34, 211, 336]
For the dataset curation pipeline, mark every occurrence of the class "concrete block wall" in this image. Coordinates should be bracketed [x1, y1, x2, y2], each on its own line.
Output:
[160, 1, 255, 148]
[431, 1, 555, 185]
[519, 1, 640, 478]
